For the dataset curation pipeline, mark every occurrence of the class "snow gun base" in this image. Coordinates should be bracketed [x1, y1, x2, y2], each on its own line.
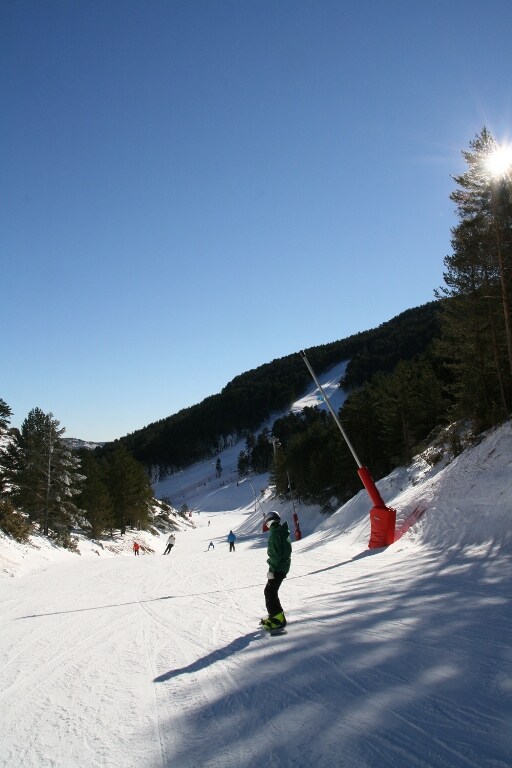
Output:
[368, 505, 397, 549]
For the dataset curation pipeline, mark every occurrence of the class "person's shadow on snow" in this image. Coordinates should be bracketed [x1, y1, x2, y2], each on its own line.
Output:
[291, 548, 380, 579]
[153, 631, 263, 682]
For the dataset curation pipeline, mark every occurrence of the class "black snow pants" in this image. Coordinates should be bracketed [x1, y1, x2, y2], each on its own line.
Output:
[264, 572, 286, 616]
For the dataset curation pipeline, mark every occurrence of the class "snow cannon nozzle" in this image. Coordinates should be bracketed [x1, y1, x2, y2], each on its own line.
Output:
[357, 466, 385, 507]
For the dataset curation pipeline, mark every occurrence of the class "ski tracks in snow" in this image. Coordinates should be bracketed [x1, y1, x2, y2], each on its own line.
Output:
[0, 559, 178, 768]
[1, 517, 511, 768]
[139, 555, 278, 767]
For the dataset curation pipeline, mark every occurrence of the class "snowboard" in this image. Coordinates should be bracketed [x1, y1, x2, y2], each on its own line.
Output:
[259, 618, 287, 635]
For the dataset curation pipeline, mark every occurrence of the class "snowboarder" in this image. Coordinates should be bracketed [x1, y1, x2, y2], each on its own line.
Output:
[164, 533, 176, 555]
[260, 511, 291, 632]
[133, 542, 140, 556]
[227, 530, 236, 552]
[208, 541, 215, 550]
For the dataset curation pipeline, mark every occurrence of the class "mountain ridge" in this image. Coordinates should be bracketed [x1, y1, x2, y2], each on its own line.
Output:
[103, 300, 440, 475]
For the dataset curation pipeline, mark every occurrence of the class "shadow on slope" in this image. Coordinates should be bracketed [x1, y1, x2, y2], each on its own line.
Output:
[148, 542, 512, 768]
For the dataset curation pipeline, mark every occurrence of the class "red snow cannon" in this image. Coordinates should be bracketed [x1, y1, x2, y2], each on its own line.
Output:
[358, 467, 396, 548]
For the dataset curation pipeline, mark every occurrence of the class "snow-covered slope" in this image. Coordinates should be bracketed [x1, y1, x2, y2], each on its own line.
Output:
[63, 437, 106, 450]
[318, 421, 512, 552]
[1, 375, 511, 766]
[153, 359, 349, 519]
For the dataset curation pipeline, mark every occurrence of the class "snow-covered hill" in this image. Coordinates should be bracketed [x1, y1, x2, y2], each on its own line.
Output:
[63, 437, 106, 451]
[1, 368, 511, 766]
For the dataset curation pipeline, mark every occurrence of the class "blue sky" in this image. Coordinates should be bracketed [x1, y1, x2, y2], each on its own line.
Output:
[2, 0, 512, 442]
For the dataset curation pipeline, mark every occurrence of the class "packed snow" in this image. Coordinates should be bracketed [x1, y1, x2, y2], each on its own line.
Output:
[1, 365, 511, 767]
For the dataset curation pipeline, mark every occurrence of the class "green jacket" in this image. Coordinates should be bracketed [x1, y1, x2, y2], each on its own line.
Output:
[267, 521, 292, 574]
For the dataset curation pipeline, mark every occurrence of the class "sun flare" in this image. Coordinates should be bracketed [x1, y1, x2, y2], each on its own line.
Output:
[485, 144, 512, 178]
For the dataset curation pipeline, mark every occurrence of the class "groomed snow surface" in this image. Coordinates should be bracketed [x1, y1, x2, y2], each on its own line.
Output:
[1, 418, 512, 767]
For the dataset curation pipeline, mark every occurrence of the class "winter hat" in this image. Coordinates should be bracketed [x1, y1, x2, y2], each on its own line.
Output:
[265, 511, 281, 525]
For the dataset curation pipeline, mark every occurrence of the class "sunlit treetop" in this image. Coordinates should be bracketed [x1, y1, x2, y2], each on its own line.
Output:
[484, 143, 512, 179]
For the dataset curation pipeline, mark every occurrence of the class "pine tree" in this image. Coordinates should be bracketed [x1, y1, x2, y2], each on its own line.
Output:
[0, 398, 13, 495]
[436, 129, 512, 426]
[0, 398, 12, 433]
[77, 451, 115, 538]
[102, 446, 153, 534]
[237, 450, 250, 477]
[341, 383, 385, 473]
[0, 498, 33, 541]
[1, 408, 82, 540]
[377, 360, 445, 464]
[250, 428, 273, 473]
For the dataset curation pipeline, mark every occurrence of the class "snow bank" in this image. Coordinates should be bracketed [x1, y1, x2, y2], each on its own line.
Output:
[317, 420, 512, 553]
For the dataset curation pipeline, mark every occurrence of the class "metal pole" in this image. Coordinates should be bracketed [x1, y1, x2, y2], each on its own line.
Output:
[300, 349, 395, 547]
[287, 470, 297, 515]
[300, 350, 363, 468]
[239, 477, 262, 515]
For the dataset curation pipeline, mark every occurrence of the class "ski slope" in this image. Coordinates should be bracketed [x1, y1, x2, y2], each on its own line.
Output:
[1, 420, 512, 767]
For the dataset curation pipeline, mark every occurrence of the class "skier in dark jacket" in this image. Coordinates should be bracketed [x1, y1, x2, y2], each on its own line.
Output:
[227, 530, 236, 552]
[261, 511, 291, 631]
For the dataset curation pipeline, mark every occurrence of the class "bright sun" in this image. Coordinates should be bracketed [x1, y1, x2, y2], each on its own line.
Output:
[485, 144, 512, 178]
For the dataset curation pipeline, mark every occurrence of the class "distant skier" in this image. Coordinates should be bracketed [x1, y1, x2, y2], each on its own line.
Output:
[133, 542, 140, 556]
[260, 511, 291, 632]
[164, 533, 176, 555]
[208, 541, 215, 550]
[227, 530, 236, 552]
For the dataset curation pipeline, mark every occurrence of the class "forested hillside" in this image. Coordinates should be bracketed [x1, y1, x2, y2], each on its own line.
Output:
[107, 301, 440, 478]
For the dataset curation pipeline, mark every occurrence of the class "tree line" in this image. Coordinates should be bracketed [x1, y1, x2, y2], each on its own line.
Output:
[108, 301, 440, 479]
[0, 402, 157, 544]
